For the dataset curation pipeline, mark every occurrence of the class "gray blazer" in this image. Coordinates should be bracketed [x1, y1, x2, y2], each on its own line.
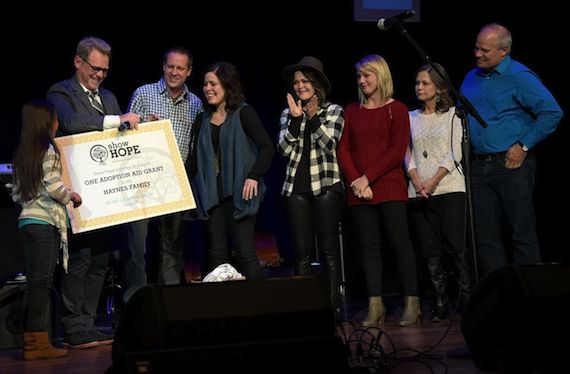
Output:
[47, 75, 122, 136]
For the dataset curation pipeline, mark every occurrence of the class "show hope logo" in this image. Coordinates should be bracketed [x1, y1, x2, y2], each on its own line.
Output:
[90, 141, 141, 164]
[90, 145, 108, 163]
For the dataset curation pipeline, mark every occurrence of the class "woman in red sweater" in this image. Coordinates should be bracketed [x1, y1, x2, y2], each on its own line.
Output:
[338, 54, 420, 327]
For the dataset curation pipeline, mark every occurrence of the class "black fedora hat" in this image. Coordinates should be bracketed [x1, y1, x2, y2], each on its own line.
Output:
[282, 56, 331, 94]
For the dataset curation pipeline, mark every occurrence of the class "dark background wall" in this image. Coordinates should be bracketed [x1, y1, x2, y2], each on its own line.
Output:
[1, 1, 567, 263]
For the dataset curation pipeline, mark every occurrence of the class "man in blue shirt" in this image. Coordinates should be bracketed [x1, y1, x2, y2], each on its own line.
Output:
[461, 23, 563, 277]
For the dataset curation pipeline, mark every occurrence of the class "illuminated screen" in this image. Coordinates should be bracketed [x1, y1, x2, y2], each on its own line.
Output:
[354, 0, 420, 22]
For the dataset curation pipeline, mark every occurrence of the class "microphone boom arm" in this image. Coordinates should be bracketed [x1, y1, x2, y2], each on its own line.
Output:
[395, 25, 487, 128]
[390, 23, 483, 283]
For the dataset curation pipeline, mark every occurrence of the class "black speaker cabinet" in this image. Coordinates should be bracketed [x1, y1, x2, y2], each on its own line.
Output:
[109, 277, 348, 373]
[0, 283, 59, 350]
[0, 207, 23, 280]
[0, 284, 25, 349]
[461, 263, 570, 373]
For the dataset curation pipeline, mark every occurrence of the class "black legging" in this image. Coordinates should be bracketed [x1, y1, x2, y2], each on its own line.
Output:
[351, 201, 418, 296]
[284, 190, 343, 307]
[205, 198, 263, 279]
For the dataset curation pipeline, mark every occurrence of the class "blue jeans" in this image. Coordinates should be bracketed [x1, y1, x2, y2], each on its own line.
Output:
[157, 212, 185, 285]
[20, 224, 59, 332]
[123, 219, 149, 303]
[60, 231, 109, 335]
[471, 154, 541, 277]
[123, 213, 185, 303]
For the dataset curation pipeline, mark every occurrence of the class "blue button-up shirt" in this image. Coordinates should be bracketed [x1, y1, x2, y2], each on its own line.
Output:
[461, 56, 563, 154]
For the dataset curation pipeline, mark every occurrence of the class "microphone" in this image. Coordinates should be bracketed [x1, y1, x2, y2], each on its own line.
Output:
[377, 10, 416, 31]
[118, 122, 130, 132]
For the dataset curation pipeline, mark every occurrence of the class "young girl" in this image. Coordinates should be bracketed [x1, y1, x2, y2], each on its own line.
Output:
[12, 100, 82, 360]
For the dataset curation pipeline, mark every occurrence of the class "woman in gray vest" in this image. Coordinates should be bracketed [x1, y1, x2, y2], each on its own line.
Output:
[186, 61, 274, 279]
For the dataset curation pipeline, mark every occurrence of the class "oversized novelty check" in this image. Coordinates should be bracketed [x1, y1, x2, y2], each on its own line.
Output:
[55, 120, 195, 233]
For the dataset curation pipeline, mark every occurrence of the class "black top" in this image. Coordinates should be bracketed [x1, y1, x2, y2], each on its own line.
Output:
[187, 105, 274, 181]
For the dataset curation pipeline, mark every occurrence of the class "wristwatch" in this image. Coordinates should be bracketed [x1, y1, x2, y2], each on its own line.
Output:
[517, 142, 529, 152]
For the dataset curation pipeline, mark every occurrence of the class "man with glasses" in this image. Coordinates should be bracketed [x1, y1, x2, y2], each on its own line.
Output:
[123, 46, 203, 303]
[47, 36, 141, 349]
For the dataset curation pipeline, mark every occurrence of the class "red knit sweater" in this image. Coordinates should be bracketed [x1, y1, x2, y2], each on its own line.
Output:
[338, 100, 410, 206]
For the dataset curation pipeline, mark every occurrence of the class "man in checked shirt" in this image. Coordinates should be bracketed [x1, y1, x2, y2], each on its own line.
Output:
[123, 46, 203, 303]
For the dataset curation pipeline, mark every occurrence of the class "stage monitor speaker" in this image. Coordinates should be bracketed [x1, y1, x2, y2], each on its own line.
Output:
[0, 284, 24, 349]
[461, 263, 570, 373]
[0, 207, 23, 280]
[109, 277, 348, 373]
[0, 284, 58, 350]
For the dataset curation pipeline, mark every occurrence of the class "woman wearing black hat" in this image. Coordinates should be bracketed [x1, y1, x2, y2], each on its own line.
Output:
[277, 56, 345, 312]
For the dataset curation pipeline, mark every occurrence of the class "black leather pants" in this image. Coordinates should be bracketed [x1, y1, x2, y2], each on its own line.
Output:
[284, 190, 343, 308]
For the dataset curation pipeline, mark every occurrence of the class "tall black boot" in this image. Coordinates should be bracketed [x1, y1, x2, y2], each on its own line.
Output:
[426, 256, 449, 321]
[323, 253, 341, 312]
[294, 253, 312, 277]
[452, 252, 473, 310]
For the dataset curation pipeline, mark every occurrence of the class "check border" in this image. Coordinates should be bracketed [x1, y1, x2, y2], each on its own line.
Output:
[55, 120, 195, 233]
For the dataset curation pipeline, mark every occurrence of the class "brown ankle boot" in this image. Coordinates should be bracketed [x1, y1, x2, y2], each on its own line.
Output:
[23, 331, 67, 361]
[362, 296, 385, 327]
[398, 296, 421, 327]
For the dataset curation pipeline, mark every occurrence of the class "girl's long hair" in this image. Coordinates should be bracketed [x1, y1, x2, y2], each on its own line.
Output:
[13, 100, 59, 201]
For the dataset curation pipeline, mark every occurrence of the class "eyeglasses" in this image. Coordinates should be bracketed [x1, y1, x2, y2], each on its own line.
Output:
[78, 55, 110, 74]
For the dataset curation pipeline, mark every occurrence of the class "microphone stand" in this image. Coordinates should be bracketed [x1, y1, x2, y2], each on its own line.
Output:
[393, 24, 488, 285]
